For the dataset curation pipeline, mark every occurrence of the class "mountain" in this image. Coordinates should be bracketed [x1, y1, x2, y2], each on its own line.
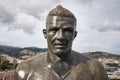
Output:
[0, 45, 120, 60]
[0, 45, 21, 57]
[83, 51, 120, 60]
[0, 45, 47, 58]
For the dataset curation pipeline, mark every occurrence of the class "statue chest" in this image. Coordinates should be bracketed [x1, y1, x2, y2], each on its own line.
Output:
[26, 64, 93, 80]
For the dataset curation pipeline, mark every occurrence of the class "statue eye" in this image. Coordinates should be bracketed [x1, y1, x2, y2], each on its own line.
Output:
[50, 28, 58, 33]
[64, 28, 73, 32]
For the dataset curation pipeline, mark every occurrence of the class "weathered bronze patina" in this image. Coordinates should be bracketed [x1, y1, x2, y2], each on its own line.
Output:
[14, 5, 108, 80]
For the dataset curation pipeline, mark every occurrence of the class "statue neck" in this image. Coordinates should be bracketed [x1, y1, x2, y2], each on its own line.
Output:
[47, 50, 72, 64]
[46, 50, 73, 77]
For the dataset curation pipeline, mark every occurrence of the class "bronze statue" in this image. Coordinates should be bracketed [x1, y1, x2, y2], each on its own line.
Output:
[14, 5, 108, 80]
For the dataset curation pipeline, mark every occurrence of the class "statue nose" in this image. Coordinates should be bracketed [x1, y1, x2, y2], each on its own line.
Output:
[56, 29, 65, 39]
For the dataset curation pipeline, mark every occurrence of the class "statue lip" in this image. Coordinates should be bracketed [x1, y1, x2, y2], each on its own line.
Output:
[54, 42, 67, 48]
[54, 42, 67, 45]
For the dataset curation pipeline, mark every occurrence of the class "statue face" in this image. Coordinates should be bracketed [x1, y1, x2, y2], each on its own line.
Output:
[44, 16, 77, 55]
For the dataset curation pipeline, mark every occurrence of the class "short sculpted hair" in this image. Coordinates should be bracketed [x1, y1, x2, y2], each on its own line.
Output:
[46, 5, 76, 26]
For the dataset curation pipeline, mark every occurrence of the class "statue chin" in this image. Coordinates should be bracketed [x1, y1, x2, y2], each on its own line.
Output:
[53, 48, 69, 56]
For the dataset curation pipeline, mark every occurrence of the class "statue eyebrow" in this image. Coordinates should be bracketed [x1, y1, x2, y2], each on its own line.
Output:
[63, 27, 74, 32]
[48, 27, 59, 31]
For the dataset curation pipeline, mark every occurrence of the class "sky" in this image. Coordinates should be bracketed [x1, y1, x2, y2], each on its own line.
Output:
[0, 0, 120, 54]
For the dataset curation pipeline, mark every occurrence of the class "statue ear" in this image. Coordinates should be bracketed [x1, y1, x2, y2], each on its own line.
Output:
[74, 31, 77, 39]
[43, 29, 47, 39]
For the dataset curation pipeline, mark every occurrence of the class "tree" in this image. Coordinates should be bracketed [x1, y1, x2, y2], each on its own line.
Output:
[0, 60, 10, 70]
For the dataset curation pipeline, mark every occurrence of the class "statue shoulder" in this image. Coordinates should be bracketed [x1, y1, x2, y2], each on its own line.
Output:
[14, 60, 31, 80]
[70, 60, 108, 80]
[16, 52, 46, 69]
[72, 50, 90, 63]
[87, 60, 108, 80]
[87, 60, 105, 71]
[14, 52, 47, 80]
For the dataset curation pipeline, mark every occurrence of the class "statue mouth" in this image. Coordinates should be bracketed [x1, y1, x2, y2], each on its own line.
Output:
[54, 43, 67, 49]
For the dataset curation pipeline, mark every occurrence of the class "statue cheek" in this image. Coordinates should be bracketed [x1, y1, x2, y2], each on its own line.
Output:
[65, 32, 74, 40]
[47, 33, 54, 41]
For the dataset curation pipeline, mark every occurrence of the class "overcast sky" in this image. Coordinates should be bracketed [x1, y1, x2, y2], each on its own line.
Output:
[0, 0, 120, 54]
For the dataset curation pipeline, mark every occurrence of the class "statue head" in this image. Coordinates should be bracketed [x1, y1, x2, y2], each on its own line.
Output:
[43, 5, 77, 56]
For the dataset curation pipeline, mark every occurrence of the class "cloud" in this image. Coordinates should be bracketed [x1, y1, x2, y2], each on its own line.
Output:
[0, 4, 14, 23]
[75, 0, 93, 5]
[61, 0, 93, 5]
[0, 0, 58, 16]
[92, 20, 120, 32]
[0, 0, 94, 34]
[0, 0, 60, 34]
[73, 29, 120, 54]
[9, 13, 41, 34]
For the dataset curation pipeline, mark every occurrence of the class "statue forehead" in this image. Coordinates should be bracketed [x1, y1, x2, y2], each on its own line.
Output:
[46, 16, 75, 28]
[47, 16, 75, 23]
